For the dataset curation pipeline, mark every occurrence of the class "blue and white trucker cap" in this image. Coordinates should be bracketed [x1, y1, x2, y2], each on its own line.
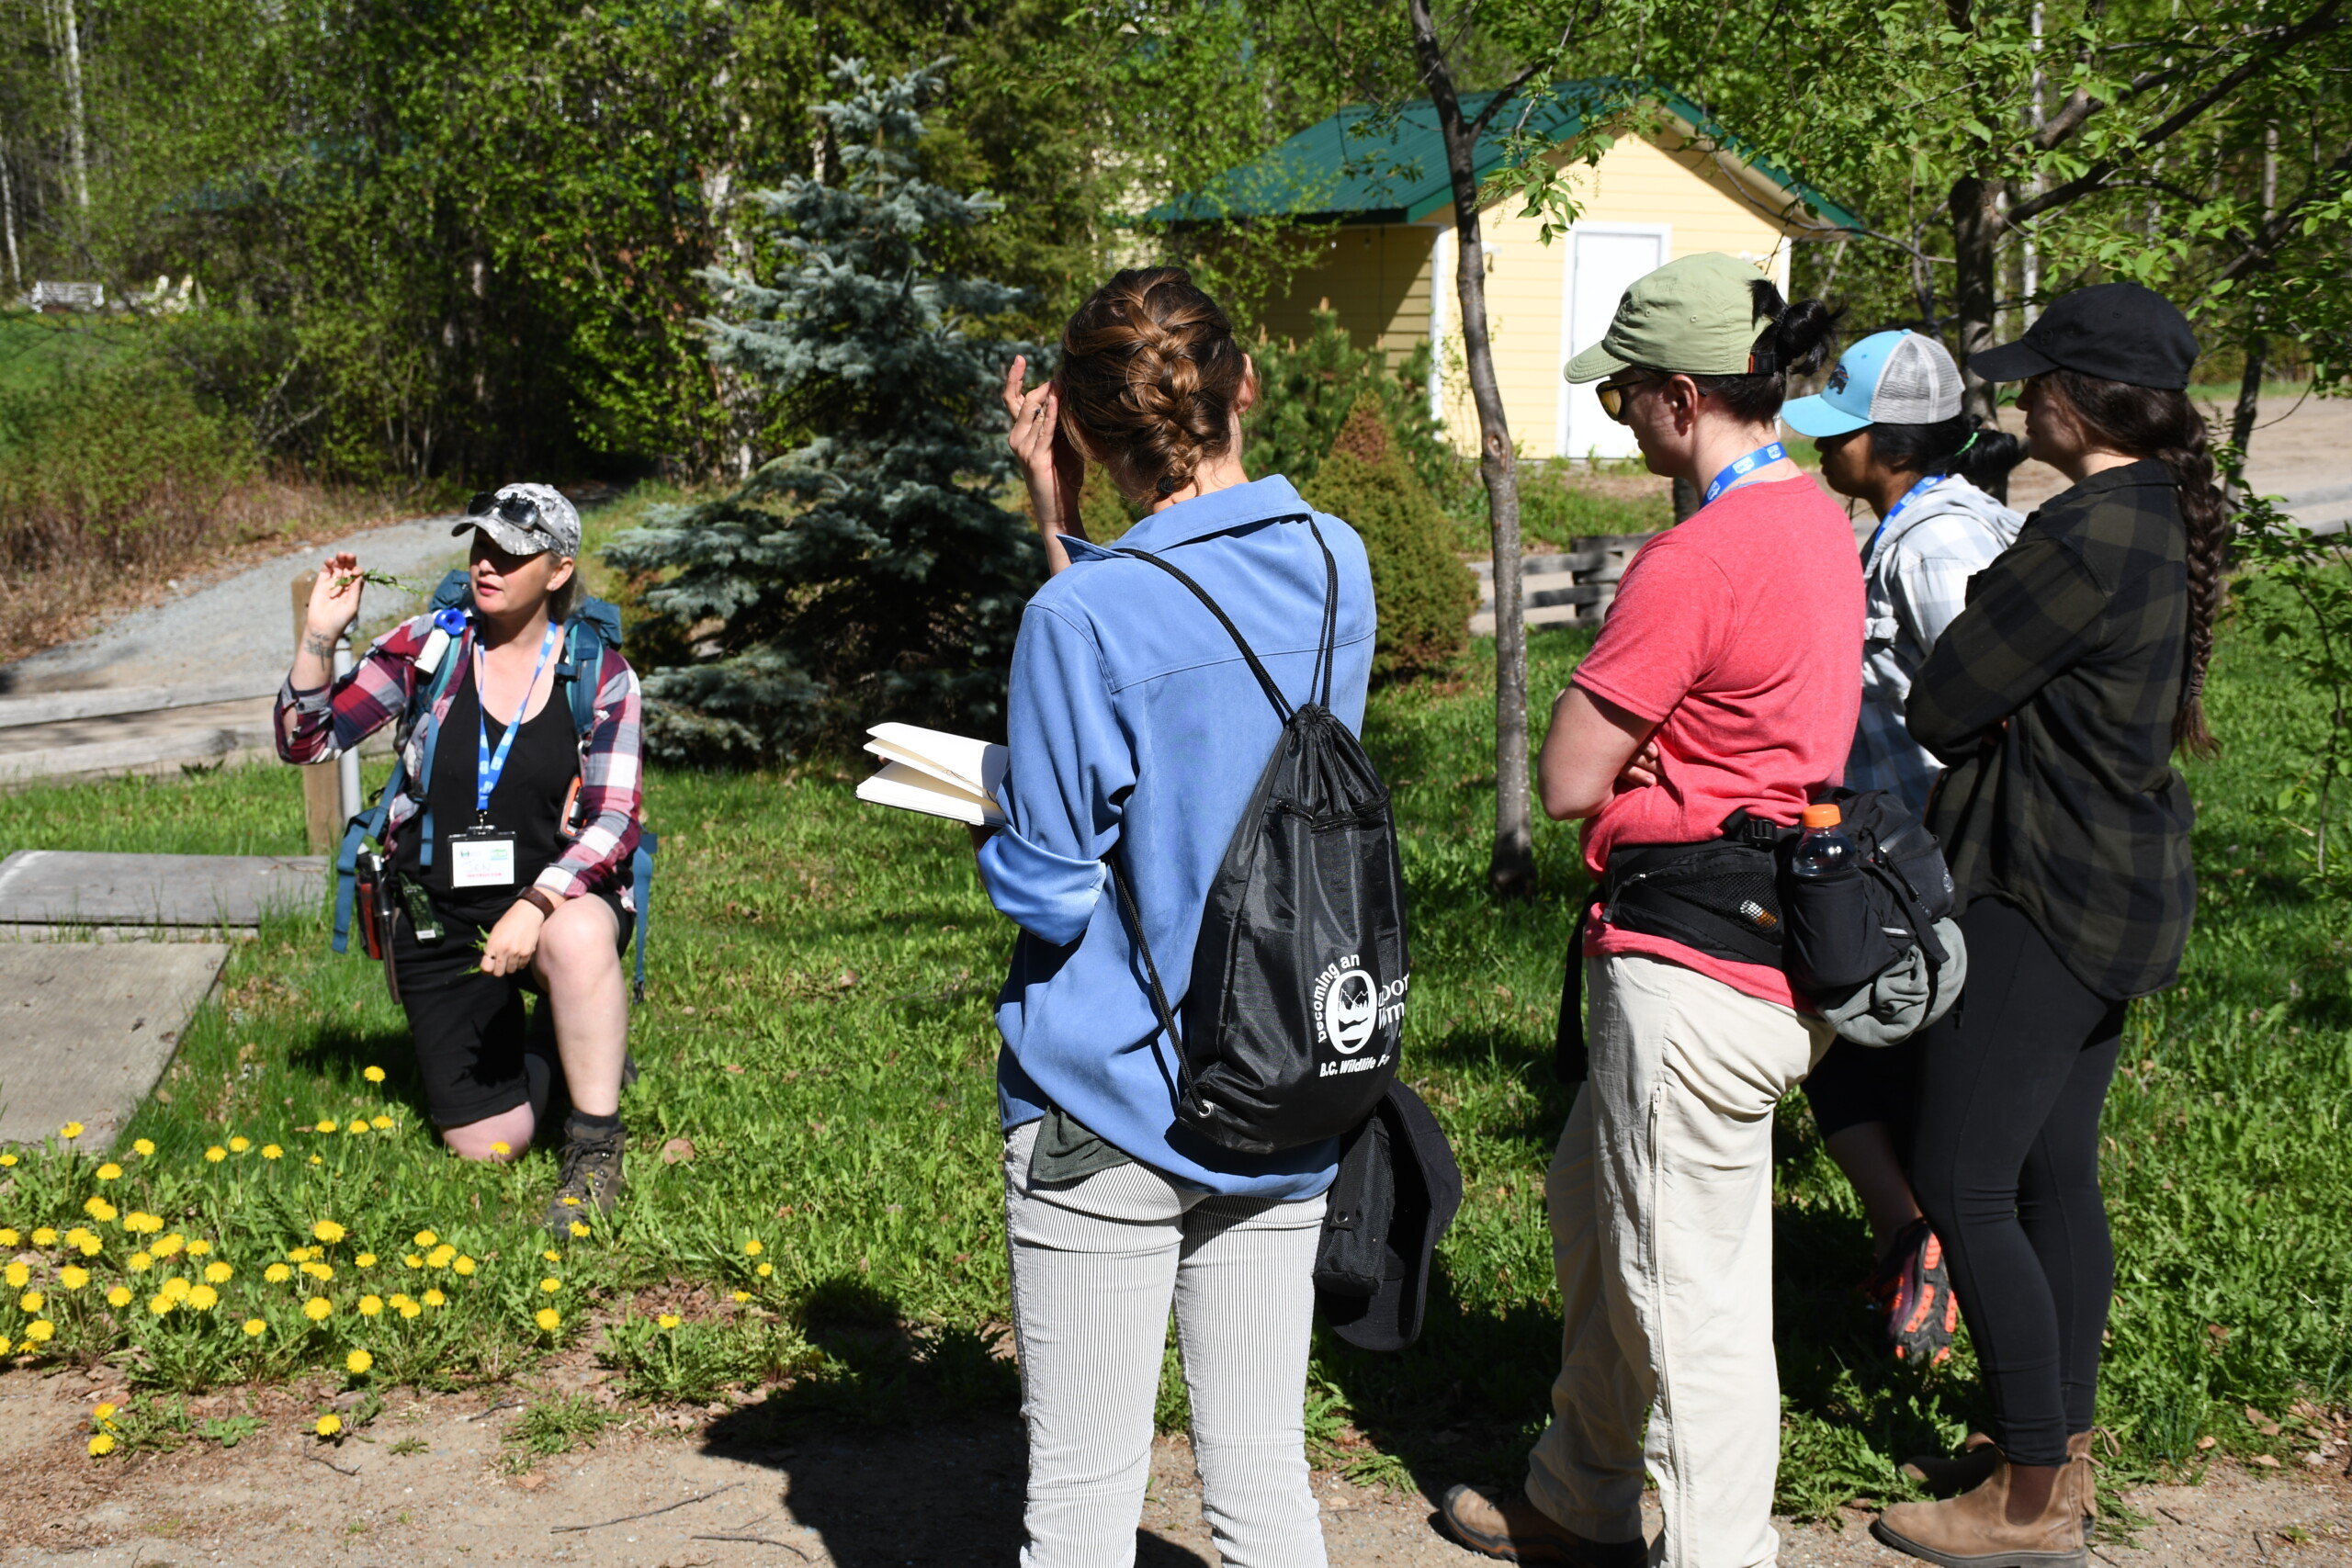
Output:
[1781, 330, 1963, 438]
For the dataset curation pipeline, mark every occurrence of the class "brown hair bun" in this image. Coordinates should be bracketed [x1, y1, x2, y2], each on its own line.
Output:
[1057, 267, 1249, 501]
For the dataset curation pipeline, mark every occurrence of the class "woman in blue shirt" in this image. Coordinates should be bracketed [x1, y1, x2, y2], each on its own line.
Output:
[981, 267, 1375, 1567]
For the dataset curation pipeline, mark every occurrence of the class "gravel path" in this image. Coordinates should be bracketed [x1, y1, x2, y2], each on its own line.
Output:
[0, 512, 468, 698]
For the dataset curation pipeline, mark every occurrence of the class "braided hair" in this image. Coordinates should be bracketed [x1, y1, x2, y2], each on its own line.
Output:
[2047, 368, 2228, 759]
[1056, 267, 1250, 502]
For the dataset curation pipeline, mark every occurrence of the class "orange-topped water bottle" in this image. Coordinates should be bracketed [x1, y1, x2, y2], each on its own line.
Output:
[1790, 802, 1856, 881]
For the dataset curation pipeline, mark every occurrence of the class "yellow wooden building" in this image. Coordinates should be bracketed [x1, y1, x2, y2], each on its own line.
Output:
[1157, 80, 1860, 463]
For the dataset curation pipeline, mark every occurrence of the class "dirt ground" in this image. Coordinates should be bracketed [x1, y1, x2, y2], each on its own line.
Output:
[0, 1369, 2344, 1567]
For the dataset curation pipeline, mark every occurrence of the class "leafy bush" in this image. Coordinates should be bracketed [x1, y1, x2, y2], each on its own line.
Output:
[1247, 305, 1468, 511]
[1302, 396, 1476, 679]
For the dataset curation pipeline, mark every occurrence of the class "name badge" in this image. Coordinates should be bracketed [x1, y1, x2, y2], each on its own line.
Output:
[447, 829, 517, 889]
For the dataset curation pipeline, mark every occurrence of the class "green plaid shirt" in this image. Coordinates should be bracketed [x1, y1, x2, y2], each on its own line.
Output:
[1906, 459, 2195, 999]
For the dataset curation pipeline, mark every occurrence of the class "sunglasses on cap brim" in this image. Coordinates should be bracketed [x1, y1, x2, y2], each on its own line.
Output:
[466, 491, 553, 533]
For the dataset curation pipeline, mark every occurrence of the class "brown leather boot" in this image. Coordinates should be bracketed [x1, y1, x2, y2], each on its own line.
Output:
[1437, 1485, 1646, 1567]
[1871, 1449, 2086, 1568]
[2067, 1431, 2100, 1537]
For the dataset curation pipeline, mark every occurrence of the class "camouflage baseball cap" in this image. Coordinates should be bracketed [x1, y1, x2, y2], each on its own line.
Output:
[452, 482, 581, 558]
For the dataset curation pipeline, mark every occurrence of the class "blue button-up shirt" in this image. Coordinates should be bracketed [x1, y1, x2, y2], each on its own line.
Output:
[976, 476, 1375, 1198]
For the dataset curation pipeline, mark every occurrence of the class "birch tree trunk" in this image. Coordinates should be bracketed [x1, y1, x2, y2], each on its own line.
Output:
[58, 0, 89, 213]
[0, 134, 19, 290]
[1408, 0, 1532, 897]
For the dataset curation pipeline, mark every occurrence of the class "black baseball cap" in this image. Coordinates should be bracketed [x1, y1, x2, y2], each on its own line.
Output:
[1970, 282, 2199, 389]
[1316, 1080, 1463, 1353]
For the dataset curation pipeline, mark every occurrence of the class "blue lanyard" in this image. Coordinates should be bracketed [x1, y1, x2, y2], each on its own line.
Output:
[1702, 441, 1788, 503]
[473, 624, 560, 818]
[1862, 474, 1944, 561]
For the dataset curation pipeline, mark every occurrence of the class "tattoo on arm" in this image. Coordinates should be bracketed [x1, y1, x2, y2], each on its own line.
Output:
[303, 631, 340, 659]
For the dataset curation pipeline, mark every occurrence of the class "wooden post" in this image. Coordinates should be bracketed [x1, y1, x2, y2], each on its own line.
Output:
[292, 573, 340, 854]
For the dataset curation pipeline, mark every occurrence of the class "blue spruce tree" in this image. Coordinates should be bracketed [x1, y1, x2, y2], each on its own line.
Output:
[606, 60, 1043, 760]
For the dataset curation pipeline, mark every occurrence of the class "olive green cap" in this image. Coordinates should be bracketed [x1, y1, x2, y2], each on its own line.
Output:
[1564, 252, 1775, 384]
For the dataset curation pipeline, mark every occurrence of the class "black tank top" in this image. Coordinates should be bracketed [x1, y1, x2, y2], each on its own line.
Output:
[397, 661, 579, 928]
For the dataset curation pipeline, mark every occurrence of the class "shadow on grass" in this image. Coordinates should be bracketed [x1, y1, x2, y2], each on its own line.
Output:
[698, 1276, 1212, 1566]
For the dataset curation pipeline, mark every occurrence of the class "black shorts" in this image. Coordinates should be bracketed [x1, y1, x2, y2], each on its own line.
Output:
[1801, 1032, 1922, 1146]
[389, 887, 632, 1129]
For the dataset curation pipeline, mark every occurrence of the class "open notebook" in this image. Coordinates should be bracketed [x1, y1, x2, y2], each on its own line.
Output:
[854, 723, 1008, 827]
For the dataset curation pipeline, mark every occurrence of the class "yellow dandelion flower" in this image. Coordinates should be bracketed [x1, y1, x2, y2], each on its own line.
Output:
[364, 1066, 386, 1084]
[312, 1220, 346, 1245]
[0, 1155, 15, 1167]
[265, 1264, 292, 1283]
[161, 1276, 189, 1302]
[309, 1155, 323, 1166]
[0, 1229, 14, 1247]
[302, 1297, 332, 1321]
[314, 1414, 342, 1438]
[62, 1226, 92, 1247]
[81, 1198, 113, 1221]
[413, 1230, 437, 1247]
[345, 1348, 372, 1375]
[18, 1291, 42, 1312]
[228, 1136, 250, 1154]
[132, 1138, 155, 1157]
[205, 1261, 232, 1283]
[345, 1120, 368, 1135]
[186, 1239, 210, 1257]
[388, 1292, 413, 1309]
[76, 1235, 102, 1258]
[732, 1291, 751, 1303]
[396, 1301, 420, 1320]
[187, 1285, 218, 1311]
[243, 1318, 266, 1337]
[426, 1246, 454, 1269]
[106, 1286, 132, 1308]
[402, 1254, 423, 1269]
[300, 1262, 333, 1281]
[421, 1289, 446, 1308]
[743, 1239, 763, 1257]
[358, 1295, 383, 1317]
[534, 1307, 560, 1332]
[153, 1234, 184, 1258]
[3, 1263, 27, 1289]
[452, 1256, 475, 1277]
[569, 1222, 590, 1239]
[23, 1319, 53, 1342]
[539, 1277, 561, 1293]
[29, 1227, 56, 1247]
[128, 1252, 154, 1273]
[262, 1145, 283, 1160]
[355, 1252, 376, 1269]
[59, 1267, 87, 1291]
[656, 1313, 681, 1329]
[755, 1262, 774, 1278]
[541, 1249, 561, 1263]
[560, 1196, 582, 1208]
[58, 1122, 83, 1140]
[87, 1435, 114, 1457]
[370, 1115, 393, 1131]
[95, 1163, 121, 1181]
[490, 1140, 511, 1156]
[149, 1293, 175, 1315]
[288, 1247, 311, 1261]
[0, 1337, 10, 1353]
[314, 1119, 336, 1134]
[93, 1402, 118, 1421]
[126, 1212, 162, 1235]
[203, 1146, 226, 1163]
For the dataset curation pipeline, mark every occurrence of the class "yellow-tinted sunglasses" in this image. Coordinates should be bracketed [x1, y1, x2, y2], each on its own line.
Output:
[1595, 372, 1663, 423]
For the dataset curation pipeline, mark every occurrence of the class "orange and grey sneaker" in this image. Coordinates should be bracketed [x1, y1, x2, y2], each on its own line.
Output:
[1864, 1218, 1960, 1365]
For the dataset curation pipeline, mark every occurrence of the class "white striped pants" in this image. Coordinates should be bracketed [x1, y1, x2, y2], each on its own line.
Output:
[1002, 1119, 1329, 1568]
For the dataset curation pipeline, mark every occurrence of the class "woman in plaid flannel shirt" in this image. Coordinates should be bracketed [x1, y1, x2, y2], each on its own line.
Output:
[277, 483, 643, 1228]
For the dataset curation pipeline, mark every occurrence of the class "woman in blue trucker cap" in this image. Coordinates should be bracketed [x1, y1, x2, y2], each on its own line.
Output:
[1780, 330, 2027, 1371]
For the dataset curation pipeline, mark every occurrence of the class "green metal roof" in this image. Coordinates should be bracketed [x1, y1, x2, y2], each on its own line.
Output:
[1149, 77, 1862, 232]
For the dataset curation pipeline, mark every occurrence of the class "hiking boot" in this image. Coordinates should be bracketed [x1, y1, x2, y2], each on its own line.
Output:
[1872, 1449, 2086, 1568]
[547, 1115, 627, 1230]
[2068, 1430, 2101, 1538]
[1866, 1217, 1960, 1365]
[1436, 1485, 1645, 1566]
[1903, 1431, 2000, 1495]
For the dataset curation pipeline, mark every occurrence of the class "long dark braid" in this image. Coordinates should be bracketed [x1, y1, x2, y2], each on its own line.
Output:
[2050, 369, 2227, 759]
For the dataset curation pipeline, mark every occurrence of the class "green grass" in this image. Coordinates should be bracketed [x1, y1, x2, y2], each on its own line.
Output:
[0, 608, 2344, 1506]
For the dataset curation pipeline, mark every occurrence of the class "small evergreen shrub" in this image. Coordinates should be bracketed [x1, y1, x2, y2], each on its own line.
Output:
[1247, 306, 1467, 511]
[1303, 396, 1476, 679]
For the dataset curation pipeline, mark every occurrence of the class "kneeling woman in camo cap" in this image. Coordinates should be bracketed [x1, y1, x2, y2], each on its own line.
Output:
[276, 483, 644, 1229]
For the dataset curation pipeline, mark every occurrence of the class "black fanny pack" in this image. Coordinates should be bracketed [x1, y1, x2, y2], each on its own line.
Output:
[1555, 788, 1958, 1079]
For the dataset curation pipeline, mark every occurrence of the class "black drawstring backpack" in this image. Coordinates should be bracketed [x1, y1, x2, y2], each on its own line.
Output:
[1108, 519, 1411, 1156]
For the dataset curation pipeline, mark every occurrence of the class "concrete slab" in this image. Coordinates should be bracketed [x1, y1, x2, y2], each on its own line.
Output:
[0, 852, 327, 928]
[0, 942, 227, 1145]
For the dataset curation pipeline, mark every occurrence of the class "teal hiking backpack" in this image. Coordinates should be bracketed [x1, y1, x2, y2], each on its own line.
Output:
[332, 569, 658, 997]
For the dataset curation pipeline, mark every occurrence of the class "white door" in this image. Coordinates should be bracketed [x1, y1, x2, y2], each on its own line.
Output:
[1559, 227, 1669, 463]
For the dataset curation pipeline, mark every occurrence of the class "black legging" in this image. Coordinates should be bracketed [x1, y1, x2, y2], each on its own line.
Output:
[1910, 897, 2124, 1468]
